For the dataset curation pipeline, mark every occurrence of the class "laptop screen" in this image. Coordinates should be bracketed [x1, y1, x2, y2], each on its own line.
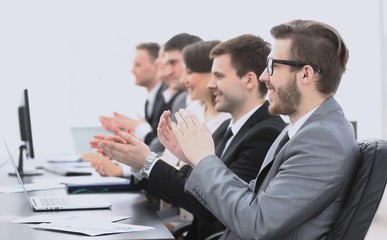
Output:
[4, 140, 112, 211]
[70, 127, 109, 154]
[4, 140, 35, 207]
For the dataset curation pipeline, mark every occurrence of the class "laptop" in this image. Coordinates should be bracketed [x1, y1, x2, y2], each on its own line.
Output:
[40, 126, 109, 176]
[4, 141, 112, 211]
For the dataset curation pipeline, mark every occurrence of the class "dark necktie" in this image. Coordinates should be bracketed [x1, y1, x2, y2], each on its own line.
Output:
[273, 131, 289, 159]
[253, 131, 289, 193]
[144, 100, 150, 122]
[215, 127, 233, 158]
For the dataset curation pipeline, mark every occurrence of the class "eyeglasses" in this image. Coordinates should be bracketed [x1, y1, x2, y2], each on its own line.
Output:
[266, 57, 321, 76]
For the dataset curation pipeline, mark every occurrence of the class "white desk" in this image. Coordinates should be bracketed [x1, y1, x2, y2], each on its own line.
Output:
[0, 165, 174, 239]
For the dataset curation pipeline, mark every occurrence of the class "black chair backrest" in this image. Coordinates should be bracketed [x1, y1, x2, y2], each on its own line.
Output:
[327, 139, 387, 240]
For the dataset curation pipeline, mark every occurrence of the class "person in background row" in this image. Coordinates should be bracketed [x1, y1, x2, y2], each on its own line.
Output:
[85, 33, 202, 213]
[83, 33, 202, 177]
[82, 42, 166, 176]
[161, 40, 231, 169]
[99, 42, 167, 151]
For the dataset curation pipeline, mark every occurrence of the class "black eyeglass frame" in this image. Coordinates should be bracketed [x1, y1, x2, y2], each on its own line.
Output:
[266, 57, 321, 76]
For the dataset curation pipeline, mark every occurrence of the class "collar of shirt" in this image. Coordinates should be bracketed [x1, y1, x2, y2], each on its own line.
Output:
[146, 82, 162, 115]
[187, 100, 206, 123]
[287, 105, 319, 139]
[162, 88, 174, 103]
[228, 104, 263, 136]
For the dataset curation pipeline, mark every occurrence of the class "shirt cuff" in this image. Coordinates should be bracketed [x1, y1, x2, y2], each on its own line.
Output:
[132, 171, 144, 181]
[114, 161, 133, 178]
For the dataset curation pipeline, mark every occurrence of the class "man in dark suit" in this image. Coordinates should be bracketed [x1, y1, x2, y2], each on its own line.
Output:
[139, 34, 203, 152]
[161, 33, 202, 123]
[83, 42, 167, 177]
[99, 34, 286, 239]
[83, 42, 166, 176]
[164, 20, 360, 240]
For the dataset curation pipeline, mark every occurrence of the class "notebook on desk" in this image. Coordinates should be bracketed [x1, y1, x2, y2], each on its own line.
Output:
[66, 179, 135, 194]
[44, 163, 93, 176]
[4, 141, 112, 211]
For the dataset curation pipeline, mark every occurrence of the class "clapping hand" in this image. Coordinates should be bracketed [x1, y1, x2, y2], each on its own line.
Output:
[171, 109, 215, 166]
[98, 131, 150, 171]
[157, 110, 189, 163]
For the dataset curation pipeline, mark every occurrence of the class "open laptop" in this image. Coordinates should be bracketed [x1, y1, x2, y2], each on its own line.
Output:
[39, 126, 109, 176]
[4, 141, 112, 211]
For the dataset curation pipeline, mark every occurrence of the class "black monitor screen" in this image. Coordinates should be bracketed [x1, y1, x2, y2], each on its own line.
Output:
[19, 89, 34, 159]
[9, 89, 42, 176]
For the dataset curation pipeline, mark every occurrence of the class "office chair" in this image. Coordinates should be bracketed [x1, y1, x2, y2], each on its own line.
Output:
[326, 139, 387, 240]
[172, 222, 223, 240]
[172, 220, 224, 240]
[175, 139, 387, 240]
[172, 222, 191, 239]
[203, 231, 224, 240]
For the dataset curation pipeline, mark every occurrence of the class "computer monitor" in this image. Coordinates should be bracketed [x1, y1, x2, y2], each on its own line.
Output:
[10, 89, 43, 176]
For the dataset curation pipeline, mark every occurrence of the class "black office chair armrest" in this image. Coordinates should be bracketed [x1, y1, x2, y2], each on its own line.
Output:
[172, 221, 191, 238]
[204, 231, 224, 240]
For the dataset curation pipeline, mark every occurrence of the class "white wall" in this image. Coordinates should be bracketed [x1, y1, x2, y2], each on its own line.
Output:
[383, 0, 387, 139]
[0, 0, 385, 158]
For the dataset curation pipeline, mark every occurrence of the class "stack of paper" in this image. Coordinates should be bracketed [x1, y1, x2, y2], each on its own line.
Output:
[12, 215, 154, 236]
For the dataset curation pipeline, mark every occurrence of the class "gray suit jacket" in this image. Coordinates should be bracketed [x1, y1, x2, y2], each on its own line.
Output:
[185, 97, 360, 240]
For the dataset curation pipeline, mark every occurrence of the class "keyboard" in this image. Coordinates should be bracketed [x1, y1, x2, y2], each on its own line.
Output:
[39, 197, 68, 206]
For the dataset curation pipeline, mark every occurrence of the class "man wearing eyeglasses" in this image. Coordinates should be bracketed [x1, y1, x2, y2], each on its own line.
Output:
[97, 34, 286, 240]
[160, 20, 360, 239]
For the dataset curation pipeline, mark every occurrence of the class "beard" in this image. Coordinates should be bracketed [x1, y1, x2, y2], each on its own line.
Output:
[269, 74, 301, 116]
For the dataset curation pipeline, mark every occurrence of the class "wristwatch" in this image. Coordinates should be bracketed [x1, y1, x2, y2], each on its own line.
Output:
[140, 152, 159, 178]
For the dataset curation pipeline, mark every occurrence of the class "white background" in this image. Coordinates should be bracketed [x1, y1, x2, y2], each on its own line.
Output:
[0, 0, 385, 158]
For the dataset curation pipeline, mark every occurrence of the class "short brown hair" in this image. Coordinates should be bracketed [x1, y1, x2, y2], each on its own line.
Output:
[270, 20, 349, 95]
[136, 42, 160, 62]
[210, 34, 271, 97]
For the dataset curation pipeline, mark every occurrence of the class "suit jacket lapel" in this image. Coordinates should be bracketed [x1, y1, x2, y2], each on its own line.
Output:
[213, 119, 231, 153]
[258, 97, 340, 175]
[221, 101, 270, 164]
[148, 82, 167, 126]
[253, 96, 342, 193]
[253, 127, 289, 192]
[258, 126, 289, 175]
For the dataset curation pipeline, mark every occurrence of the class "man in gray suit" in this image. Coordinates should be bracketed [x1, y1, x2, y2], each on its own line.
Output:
[97, 35, 286, 239]
[161, 20, 361, 239]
